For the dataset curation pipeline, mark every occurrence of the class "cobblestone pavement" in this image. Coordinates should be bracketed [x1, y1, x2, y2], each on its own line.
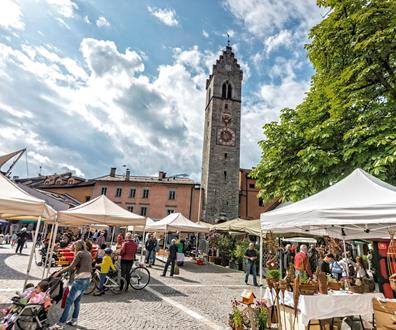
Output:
[0, 244, 261, 329]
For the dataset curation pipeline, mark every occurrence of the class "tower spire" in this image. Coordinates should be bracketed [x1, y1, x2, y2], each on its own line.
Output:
[226, 32, 230, 47]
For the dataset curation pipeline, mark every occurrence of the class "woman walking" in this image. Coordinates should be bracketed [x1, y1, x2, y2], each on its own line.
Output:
[50, 240, 92, 329]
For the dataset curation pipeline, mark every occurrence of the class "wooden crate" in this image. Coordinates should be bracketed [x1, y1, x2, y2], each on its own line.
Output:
[373, 298, 396, 329]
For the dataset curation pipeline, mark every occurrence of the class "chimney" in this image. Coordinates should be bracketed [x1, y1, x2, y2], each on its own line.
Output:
[158, 171, 166, 180]
[110, 167, 116, 177]
[125, 168, 130, 181]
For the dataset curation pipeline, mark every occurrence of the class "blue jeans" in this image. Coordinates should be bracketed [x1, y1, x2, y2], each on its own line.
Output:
[245, 261, 257, 286]
[59, 278, 90, 324]
[99, 273, 107, 292]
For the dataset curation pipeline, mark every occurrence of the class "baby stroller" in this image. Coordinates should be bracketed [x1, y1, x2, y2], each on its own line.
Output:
[0, 274, 64, 330]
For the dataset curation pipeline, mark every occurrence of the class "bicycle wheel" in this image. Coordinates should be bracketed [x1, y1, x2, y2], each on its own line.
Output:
[84, 277, 98, 295]
[110, 276, 126, 295]
[130, 266, 150, 290]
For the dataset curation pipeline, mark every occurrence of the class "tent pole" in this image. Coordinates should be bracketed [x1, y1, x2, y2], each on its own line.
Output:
[45, 222, 59, 278]
[110, 226, 116, 247]
[259, 229, 263, 301]
[342, 238, 350, 278]
[24, 216, 42, 289]
[195, 232, 199, 258]
[41, 223, 55, 278]
[140, 227, 146, 262]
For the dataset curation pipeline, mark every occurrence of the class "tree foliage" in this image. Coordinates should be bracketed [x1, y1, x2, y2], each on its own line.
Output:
[252, 0, 396, 202]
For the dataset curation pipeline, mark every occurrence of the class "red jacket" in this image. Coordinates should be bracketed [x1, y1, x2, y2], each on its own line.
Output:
[294, 251, 312, 276]
[120, 239, 137, 261]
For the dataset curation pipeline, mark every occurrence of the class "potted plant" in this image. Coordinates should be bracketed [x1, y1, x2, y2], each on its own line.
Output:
[233, 240, 250, 270]
[229, 299, 244, 330]
[255, 301, 269, 330]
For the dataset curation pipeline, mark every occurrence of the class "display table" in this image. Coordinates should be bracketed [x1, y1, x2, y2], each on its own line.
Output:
[264, 287, 384, 326]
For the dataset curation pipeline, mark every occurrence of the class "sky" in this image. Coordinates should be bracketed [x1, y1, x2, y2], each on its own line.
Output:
[0, 0, 326, 181]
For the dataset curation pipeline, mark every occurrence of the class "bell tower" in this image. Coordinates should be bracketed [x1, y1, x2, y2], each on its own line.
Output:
[200, 45, 243, 223]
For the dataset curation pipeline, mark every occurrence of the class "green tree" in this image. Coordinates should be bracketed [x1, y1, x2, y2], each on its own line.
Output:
[252, 0, 396, 202]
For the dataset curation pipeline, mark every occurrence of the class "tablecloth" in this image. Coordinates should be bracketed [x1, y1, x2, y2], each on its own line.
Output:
[264, 287, 384, 326]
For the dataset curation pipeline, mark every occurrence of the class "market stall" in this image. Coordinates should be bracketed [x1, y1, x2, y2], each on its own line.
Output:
[0, 173, 56, 286]
[43, 195, 146, 276]
[259, 168, 396, 327]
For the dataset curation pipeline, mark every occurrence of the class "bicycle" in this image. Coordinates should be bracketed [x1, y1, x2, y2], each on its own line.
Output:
[129, 262, 150, 290]
[85, 268, 126, 295]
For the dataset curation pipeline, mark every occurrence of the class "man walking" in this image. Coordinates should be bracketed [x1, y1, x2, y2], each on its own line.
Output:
[161, 239, 177, 277]
[119, 232, 137, 291]
[15, 227, 29, 254]
[244, 242, 258, 286]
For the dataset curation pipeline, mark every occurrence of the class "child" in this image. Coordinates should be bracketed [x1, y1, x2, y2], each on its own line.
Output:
[26, 281, 49, 304]
[94, 248, 115, 296]
[11, 233, 17, 247]
[96, 243, 106, 264]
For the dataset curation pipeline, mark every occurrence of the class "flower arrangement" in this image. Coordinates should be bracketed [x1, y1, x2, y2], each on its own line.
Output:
[229, 299, 244, 330]
[255, 300, 268, 330]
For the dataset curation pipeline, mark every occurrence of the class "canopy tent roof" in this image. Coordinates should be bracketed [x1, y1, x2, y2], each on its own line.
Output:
[57, 195, 146, 226]
[260, 168, 396, 239]
[212, 218, 261, 235]
[0, 173, 56, 220]
[127, 217, 155, 232]
[145, 212, 209, 233]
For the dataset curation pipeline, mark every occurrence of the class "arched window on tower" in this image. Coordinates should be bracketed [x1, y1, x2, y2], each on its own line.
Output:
[222, 83, 227, 98]
[227, 84, 232, 99]
[222, 81, 233, 100]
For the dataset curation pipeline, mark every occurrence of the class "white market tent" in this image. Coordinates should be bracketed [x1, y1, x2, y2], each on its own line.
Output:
[57, 195, 145, 226]
[0, 173, 56, 220]
[127, 217, 155, 232]
[43, 195, 147, 277]
[260, 168, 396, 240]
[145, 212, 209, 233]
[0, 173, 56, 286]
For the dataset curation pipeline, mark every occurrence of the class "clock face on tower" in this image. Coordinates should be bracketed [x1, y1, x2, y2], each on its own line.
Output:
[217, 127, 235, 146]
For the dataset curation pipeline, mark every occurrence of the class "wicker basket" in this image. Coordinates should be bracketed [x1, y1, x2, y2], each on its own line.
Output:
[327, 282, 342, 290]
[390, 278, 396, 291]
[299, 283, 317, 295]
[349, 285, 364, 294]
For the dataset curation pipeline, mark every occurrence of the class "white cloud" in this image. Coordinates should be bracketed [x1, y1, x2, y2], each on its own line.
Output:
[147, 6, 179, 27]
[96, 16, 110, 28]
[0, 0, 24, 31]
[83, 16, 91, 24]
[265, 30, 293, 54]
[224, 0, 322, 38]
[46, 0, 78, 18]
[202, 30, 209, 38]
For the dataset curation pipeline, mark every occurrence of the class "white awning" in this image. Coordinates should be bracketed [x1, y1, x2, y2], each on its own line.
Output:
[145, 212, 209, 233]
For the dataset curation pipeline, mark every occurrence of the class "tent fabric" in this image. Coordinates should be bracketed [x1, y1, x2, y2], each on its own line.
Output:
[57, 195, 146, 226]
[127, 217, 155, 232]
[145, 213, 209, 233]
[212, 218, 261, 235]
[260, 168, 396, 239]
[0, 149, 24, 168]
[0, 173, 56, 220]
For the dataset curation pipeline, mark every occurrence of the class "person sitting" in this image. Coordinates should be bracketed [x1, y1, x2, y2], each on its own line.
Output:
[319, 253, 334, 275]
[94, 248, 116, 296]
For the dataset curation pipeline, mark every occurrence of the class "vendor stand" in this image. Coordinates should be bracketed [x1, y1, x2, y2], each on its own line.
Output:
[259, 168, 396, 327]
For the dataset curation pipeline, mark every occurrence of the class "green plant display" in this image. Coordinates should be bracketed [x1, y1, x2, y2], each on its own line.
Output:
[266, 269, 281, 280]
[255, 306, 268, 330]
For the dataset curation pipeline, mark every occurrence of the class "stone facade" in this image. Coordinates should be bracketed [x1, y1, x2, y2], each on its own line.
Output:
[201, 46, 243, 223]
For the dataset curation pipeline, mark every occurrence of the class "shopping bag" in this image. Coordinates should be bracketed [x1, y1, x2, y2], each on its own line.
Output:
[174, 264, 180, 275]
[61, 287, 69, 308]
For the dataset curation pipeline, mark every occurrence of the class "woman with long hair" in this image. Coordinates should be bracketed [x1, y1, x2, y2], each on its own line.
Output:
[50, 240, 92, 329]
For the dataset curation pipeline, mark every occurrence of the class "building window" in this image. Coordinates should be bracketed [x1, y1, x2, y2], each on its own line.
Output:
[224, 153, 228, 159]
[222, 81, 232, 99]
[129, 188, 136, 198]
[224, 104, 228, 110]
[101, 187, 107, 195]
[127, 205, 134, 212]
[140, 206, 147, 216]
[142, 189, 149, 199]
[115, 187, 122, 198]
[249, 183, 255, 189]
[167, 209, 175, 215]
[168, 190, 176, 200]
[224, 171, 227, 181]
